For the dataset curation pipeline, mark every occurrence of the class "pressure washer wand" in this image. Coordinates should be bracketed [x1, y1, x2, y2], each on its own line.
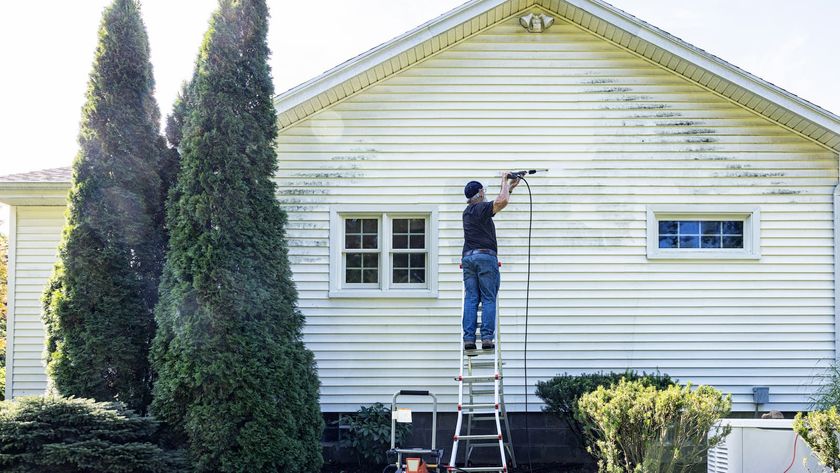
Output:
[506, 169, 548, 179]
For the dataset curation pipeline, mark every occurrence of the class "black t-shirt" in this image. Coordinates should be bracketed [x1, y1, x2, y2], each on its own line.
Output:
[462, 201, 497, 255]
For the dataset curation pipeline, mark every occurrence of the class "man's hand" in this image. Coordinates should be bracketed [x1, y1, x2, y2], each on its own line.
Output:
[509, 176, 521, 191]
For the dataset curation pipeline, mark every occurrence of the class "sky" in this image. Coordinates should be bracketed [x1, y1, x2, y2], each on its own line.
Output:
[0, 0, 838, 235]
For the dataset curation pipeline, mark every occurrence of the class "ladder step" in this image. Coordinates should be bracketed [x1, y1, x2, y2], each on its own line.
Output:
[457, 375, 500, 383]
[463, 410, 497, 415]
[469, 360, 503, 368]
[449, 466, 506, 472]
[469, 414, 504, 421]
[469, 388, 495, 395]
[467, 442, 511, 448]
[456, 434, 501, 441]
[460, 403, 497, 410]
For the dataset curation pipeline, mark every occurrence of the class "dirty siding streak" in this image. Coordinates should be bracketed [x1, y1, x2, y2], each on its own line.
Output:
[7, 206, 64, 398]
[275, 14, 838, 413]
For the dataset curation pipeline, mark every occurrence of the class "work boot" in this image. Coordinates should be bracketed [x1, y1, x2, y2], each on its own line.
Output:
[481, 339, 495, 351]
[464, 341, 476, 351]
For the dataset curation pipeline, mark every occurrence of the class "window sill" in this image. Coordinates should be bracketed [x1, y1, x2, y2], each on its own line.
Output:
[646, 249, 761, 260]
[328, 289, 439, 299]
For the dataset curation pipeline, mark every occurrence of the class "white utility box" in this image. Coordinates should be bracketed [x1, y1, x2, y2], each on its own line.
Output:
[707, 418, 825, 473]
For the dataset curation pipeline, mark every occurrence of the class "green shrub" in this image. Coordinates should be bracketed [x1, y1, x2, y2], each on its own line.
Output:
[0, 396, 186, 473]
[793, 406, 840, 472]
[536, 369, 677, 454]
[338, 403, 411, 465]
[576, 378, 732, 473]
[809, 361, 840, 410]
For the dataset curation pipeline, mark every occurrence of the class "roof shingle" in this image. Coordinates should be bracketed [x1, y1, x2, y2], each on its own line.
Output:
[0, 167, 72, 183]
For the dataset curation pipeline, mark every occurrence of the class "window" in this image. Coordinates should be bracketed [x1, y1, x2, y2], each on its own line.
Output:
[657, 220, 744, 249]
[330, 206, 438, 297]
[646, 206, 760, 260]
[343, 218, 380, 286]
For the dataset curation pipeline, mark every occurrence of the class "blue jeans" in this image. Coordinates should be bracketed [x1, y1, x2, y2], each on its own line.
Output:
[462, 253, 500, 342]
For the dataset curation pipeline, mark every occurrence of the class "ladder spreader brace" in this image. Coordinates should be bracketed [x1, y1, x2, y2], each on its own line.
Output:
[449, 261, 516, 473]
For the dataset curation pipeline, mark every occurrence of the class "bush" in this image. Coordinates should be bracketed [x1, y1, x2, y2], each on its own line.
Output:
[536, 369, 677, 453]
[0, 396, 186, 473]
[576, 378, 732, 473]
[793, 406, 840, 472]
[338, 403, 411, 466]
[809, 361, 840, 410]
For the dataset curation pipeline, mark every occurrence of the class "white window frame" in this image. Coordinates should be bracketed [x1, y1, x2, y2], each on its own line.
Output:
[329, 205, 439, 298]
[646, 205, 761, 260]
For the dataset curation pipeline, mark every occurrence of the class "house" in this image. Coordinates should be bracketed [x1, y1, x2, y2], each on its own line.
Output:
[3, 0, 840, 452]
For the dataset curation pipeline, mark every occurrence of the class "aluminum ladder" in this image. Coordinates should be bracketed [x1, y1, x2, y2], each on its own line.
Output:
[448, 261, 516, 472]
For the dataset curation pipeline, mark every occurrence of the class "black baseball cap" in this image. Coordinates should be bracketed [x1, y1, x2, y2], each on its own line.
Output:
[464, 181, 483, 199]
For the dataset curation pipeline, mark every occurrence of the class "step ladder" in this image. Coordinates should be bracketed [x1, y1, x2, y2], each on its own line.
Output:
[449, 262, 516, 473]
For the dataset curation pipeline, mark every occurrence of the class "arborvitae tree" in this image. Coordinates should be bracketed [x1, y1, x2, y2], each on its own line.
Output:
[42, 0, 167, 414]
[150, 0, 323, 471]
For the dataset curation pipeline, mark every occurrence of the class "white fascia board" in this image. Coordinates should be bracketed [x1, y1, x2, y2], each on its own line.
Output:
[565, 0, 840, 135]
[273, 0, 514, 113]
[835, 155, 840, 363]
[0, 182, 70, 206]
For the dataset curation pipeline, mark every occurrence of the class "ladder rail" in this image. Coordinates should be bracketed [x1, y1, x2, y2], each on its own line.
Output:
[450, 261, 514, 472]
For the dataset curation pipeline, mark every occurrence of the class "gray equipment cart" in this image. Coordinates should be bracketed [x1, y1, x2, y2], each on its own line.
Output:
[387, 390, 444, 473]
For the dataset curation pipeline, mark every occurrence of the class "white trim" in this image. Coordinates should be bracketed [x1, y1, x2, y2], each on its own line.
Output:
[835, 158, 840, 363]
[0, 182, 70, 206]
[646, 205, 761, 260]
[5, 206, 16, 400]
[329, 205, 439, 298]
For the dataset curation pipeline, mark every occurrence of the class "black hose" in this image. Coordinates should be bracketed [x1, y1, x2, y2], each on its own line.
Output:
[520, 176, 534, 473]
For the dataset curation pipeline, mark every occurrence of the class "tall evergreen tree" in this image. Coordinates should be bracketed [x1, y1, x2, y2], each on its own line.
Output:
[150, 0, 323, 471]
[42, 0, 167, 413]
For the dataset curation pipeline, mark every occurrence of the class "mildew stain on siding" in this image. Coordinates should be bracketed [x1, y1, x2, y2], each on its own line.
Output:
[720, 171, 786, 178]
[666, 128, 716, 135]
[287, 240, 329, 247]
[599, 103, 668, 111]
[589, 86, 633, 93]
[766, 188, 804, 195]
[331, 155, 374, 161]
[278, 188, 330, 196]
[685, 137, 717, 143]
[289, 171, 364, 179]
[581, 78, 617, 84]
[659, 120, 701, 127]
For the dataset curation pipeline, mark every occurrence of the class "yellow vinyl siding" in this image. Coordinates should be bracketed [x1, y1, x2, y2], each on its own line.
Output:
[276, 16, 837, 412]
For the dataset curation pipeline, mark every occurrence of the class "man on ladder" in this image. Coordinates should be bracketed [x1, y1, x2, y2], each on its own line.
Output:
[461, 172, 520, 352]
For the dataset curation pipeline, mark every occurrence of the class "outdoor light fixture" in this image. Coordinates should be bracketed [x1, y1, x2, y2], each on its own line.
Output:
[519, 13, 554, 33]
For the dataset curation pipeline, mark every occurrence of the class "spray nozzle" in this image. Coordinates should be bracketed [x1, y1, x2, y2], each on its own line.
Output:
[506, 169, 548, 179]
